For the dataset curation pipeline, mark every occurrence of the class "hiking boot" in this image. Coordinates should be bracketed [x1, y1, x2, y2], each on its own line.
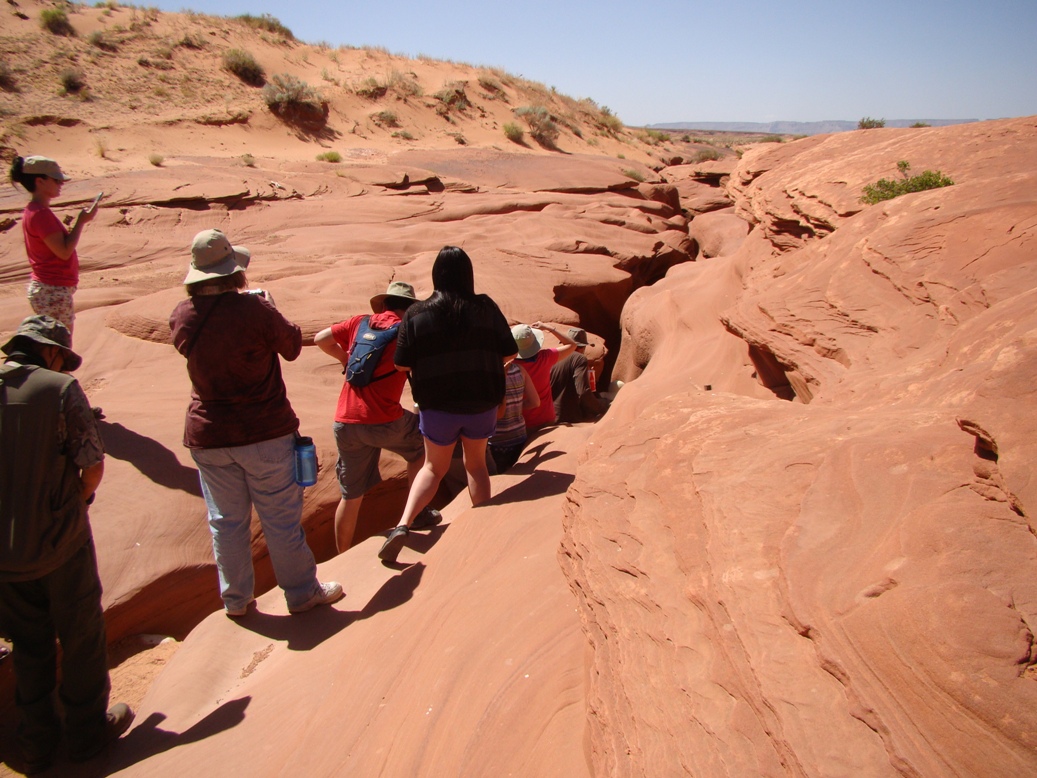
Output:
[288, 582, 344, 614]
[378, 525, 409, 562]
[410, 506, 442, 530]
[68, 703, 135, 763]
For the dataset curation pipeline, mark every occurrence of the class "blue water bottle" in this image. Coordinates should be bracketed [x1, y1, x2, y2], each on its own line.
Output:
[294, 436, 317, 487]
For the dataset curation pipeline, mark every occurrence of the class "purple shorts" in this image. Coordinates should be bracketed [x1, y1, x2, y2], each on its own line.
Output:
[418, 407, 498, 446]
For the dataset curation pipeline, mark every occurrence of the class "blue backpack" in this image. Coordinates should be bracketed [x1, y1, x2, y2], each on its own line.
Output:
[345, 316, 400, 387]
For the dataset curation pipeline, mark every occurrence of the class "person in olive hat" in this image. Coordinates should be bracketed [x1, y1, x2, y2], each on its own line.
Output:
[315, 281, 442, 553]
[0, 315, 133, 772]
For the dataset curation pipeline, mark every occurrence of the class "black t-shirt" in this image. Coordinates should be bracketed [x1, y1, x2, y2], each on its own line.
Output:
[395, 294, 517, 414]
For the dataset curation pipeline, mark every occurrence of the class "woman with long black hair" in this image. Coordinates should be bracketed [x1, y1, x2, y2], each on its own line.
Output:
[379, 246, 517, 562]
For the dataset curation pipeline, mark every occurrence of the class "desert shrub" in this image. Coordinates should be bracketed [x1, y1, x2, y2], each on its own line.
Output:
[910, 121, 931, 128]
[0, 63, 17, 92]
[241, 153, 256, 167]
[95, 136, 108, 158]
[40, 8, 75, 36]
[503, 122, 524, 143]
[263, 73, 327, 128]
[148, 153, 163, 166]
[434, 82, 471, 114]
[641, 128, 668, 145]
[478, 75, 506, 100]
[234, 13, 294, 40]
[760, 134, 784, 143]
[315, 151, 341, 163]
[392, 130, 414, 140]
[515, 106, 559, 148]
[177, 32, 206, 49]
[59, 68, 86, 94]
[858, 117, 886, 130]
[370, 110, 398, 128]
[599, 112, 623, 135]
[860, 160, 954, 204]
[693, 148, 722, 163]
[621, 168, 645, 182]
[388, 70, 422, 98]
[223, 49, 264, 86]
[88, 30, 117, 52]
[354, 77, 387, 99]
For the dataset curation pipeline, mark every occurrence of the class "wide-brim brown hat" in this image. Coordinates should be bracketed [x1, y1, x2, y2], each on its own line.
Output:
[1, 315, 82, 371]
[370, 280, 418, 313]
[183, 228, 251, 285]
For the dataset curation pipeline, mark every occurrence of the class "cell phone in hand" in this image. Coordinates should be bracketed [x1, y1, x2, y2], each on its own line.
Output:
[88, 192, 104, 212]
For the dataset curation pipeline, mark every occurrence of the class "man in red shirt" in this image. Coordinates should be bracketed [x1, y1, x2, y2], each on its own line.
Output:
[315, 282, 440, 552]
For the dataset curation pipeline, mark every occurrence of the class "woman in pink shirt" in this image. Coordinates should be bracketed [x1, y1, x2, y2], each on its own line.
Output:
[9, 155, 98, 336]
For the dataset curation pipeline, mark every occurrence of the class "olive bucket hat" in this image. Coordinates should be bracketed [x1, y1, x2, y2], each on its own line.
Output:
[1, 315, 82, 371]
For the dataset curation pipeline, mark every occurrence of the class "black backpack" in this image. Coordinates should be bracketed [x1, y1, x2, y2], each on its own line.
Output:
[345, 316, 400, 387]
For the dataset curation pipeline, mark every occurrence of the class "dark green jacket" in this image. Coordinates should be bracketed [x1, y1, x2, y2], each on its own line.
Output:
[0, 363, 90, 582]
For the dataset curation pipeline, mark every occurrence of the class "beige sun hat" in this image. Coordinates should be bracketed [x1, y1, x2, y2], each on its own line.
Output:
[22, 156, 70, 181]
[183, 229, 251, 285]
[370, 281, 418, 313]
[511, 324, 544, 359]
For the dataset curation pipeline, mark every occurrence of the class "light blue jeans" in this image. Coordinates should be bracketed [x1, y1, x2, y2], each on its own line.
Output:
[191, 433, 321, 612]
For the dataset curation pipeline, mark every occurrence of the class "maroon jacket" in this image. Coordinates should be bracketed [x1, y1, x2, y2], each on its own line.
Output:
[169, 291, 301, 449]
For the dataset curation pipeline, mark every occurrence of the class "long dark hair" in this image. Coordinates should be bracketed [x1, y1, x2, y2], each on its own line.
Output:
[421, 246, 476, 328]
[9, 156, 41, 193]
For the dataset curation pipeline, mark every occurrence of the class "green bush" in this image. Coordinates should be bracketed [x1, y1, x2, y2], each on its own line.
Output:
[223, 49, 265, 86]
[760, 135, 784, 143]
[641, 128, 668, 145]
[371, 110, 399, 128]
[59, 69, 86, 94]
[263, 73, 327, 128]
[503, 122, 524, 143]
[354, 77, 387, 99]
[434, 82, 471, 113]
[910, 121, 931, 128]
[234, 13, 294, 40]
[0, 63, 17, 93]
[515, 106, 559, 148]
[41, 8, 75, 36]
[315, 151, 341, 163]
[860, 160, 954, 204]
[693, 148, 722, 163]
[88, 30, 117, 51]
[858, 117, 886, 130]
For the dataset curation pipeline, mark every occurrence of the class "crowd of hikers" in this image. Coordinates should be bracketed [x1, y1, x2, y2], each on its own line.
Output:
[0, 155, 612, 772]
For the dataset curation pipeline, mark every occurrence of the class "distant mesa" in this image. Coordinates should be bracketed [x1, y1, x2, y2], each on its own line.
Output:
[649, 119, 980, 136]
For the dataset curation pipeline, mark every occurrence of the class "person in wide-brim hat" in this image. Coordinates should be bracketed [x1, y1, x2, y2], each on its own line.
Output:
[182, 228, 251, 286]
[370, 280, 419, 313]
[1, 314, 82, 371]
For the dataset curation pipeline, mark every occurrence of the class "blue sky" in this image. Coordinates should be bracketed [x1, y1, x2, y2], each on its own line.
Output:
[143, 0, 1036, 126]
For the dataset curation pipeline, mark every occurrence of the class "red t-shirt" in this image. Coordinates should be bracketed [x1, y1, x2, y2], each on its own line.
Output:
[331, 311, 408, 425]
[518, 348, 560, 429]
[23, 202, 78, 287]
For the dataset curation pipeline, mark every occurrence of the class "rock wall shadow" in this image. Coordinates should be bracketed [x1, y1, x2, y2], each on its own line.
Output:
[99, 421, 201, 497]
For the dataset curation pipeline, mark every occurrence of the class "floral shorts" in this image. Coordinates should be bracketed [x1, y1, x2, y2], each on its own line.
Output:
[27, 281, 76, 334]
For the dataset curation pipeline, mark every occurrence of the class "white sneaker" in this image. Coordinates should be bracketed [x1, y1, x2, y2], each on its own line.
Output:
[289, 582, 344, 614]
